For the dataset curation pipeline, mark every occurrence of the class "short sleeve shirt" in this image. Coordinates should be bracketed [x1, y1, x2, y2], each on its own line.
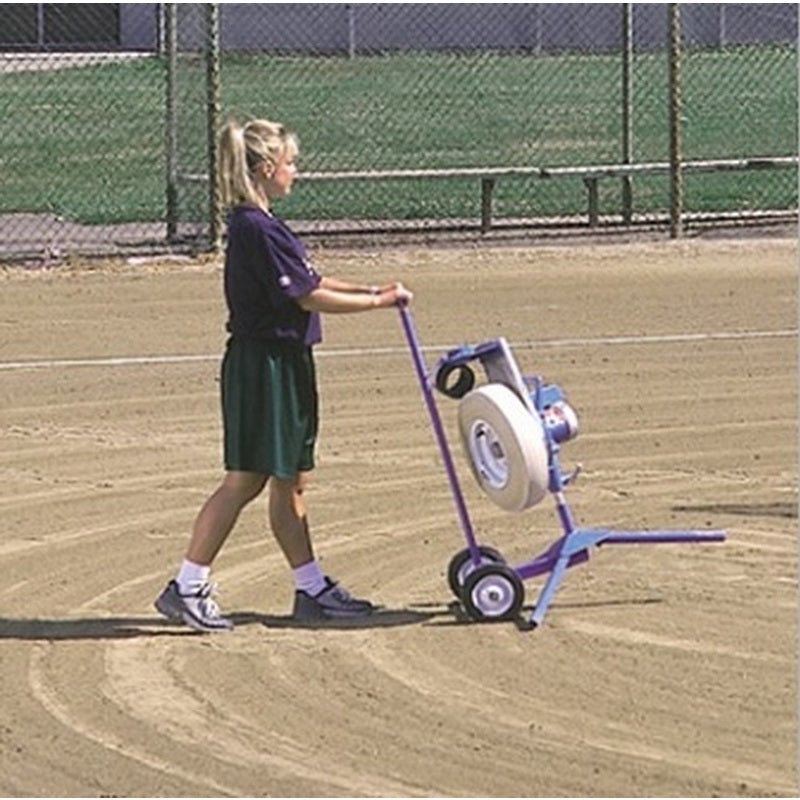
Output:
[223, 206, 322, 345]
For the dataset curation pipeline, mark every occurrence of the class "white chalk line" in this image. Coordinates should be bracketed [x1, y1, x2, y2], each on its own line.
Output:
[0, 329, 795, 372]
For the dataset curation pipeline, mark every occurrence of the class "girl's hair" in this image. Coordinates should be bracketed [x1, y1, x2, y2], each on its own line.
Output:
[217, 118, 298, 209]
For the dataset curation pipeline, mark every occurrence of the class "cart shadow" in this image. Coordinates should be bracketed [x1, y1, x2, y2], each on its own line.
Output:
[673, 501, 796, 519]
[419, 596, 664, 630]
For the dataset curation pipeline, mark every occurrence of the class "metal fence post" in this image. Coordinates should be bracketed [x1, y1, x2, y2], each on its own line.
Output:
[621, 3, 634, 224]
[164, 3, 178, 242]
[347, 4, 357, 59]
[668, 3, 684, 238]
[206, 3, 223, 253]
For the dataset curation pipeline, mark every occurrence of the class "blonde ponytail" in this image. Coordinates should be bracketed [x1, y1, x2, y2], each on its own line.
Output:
[216, 118, 299, 210]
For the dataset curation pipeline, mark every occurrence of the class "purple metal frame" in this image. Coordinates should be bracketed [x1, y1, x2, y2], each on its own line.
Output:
[399, 306, 726, 628]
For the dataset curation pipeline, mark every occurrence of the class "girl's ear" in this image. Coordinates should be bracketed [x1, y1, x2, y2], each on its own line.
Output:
[259, 161, 275, 179]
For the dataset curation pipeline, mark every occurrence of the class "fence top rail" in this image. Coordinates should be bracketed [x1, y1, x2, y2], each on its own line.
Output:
[542, 156, 798, 179]
[299, 166, 544, 180]
[178, 156, 798, 185]
[178, 166, 545, 183]
[304, 157, 799, 181]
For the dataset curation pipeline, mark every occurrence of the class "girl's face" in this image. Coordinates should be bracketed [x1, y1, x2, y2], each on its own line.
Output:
[261, 146, 298, 200]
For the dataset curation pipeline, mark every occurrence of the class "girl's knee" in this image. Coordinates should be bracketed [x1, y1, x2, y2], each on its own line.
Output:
[270, 472, 312, 515]
[272, 471, 311, 495]
[223, 471, 268, 502]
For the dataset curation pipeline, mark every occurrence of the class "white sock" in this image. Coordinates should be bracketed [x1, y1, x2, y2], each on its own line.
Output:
[176, 560, 211, 594]
[292, 560, 328, 596]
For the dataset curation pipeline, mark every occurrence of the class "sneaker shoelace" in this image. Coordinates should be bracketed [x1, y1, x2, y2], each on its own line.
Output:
[326, 583, 370, 607]
[330, 584, 351, 601]
[193, 582, 224, 618]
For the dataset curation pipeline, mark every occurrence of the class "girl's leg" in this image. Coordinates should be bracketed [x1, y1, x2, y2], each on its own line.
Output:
[269, 472, 375, 619]
[186, 470, 268, 566]
[155, 470, 267, 632]
[268, 471, 315, 568]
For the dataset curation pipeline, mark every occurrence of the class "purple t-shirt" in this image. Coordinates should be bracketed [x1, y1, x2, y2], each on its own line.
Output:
[224, 206, 322, 345]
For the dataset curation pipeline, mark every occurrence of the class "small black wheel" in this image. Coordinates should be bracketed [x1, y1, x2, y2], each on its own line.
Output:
[435, 363, 476, 399]
[461, 564, 525, 622]
[447, 545, 505, 599]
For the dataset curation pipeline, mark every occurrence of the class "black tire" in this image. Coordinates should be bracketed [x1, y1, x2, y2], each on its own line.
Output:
[462, 563, 525, 622]
[435, 362, 476, 399]
[446, 545, 505, 599]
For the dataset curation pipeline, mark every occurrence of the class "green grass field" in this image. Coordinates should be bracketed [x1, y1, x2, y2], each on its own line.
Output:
[0, 44, 795, 226]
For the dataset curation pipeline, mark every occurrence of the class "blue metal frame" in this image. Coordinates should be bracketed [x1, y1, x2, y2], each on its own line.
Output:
[399, 306, 726, 628]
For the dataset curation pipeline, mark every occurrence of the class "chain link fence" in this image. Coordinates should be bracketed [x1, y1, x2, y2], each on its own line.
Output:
[1, 3, 796, 261]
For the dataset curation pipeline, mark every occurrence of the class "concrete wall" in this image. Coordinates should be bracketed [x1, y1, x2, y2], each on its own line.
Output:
[156, 3, 797, 54]
[8, 3, 797, 53]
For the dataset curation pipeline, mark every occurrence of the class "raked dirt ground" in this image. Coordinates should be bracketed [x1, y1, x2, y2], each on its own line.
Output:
[0, 236, 796, 797]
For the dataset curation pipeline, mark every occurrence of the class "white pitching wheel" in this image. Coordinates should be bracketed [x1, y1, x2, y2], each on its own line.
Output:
[457, 383, 549, 512]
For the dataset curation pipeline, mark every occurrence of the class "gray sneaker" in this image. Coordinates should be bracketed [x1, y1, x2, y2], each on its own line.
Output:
[293, 578, 375, 621]
[154, 579, 234, 633]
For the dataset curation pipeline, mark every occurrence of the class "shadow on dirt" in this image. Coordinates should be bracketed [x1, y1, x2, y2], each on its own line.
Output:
[0, 607, 439, 640]
[413, 597, 664, 631]
[240, 607, 438, 631]
[0, 595, 669, 639]
[672, 502, 796, 519]
[0, 616, 193, 640]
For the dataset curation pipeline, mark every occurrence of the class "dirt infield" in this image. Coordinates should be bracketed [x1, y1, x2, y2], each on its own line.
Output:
[0, 237, 796, 797]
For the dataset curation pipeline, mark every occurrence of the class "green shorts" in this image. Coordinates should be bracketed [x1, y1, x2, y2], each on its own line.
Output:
[221, 337, 318, 478]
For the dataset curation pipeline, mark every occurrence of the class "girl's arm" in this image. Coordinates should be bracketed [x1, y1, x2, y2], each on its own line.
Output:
[297, 281, 412, 313]
[319, 276, 399, 295]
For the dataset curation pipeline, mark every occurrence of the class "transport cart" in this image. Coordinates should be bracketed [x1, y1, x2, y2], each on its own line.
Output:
[398, 305, 726, 628]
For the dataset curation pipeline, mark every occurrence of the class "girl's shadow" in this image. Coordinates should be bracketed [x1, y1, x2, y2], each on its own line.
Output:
[0, 606, 441, 640]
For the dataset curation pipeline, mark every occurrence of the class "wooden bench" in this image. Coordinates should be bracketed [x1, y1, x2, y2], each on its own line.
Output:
[535, 157, 798, 229]
[180, 156, 797, 234]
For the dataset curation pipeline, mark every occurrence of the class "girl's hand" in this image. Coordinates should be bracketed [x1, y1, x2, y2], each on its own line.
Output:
[391, 282, 413, 306]
[376, 282, 412, 308]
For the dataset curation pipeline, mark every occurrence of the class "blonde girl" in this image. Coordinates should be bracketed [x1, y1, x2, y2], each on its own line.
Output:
[155, 118, 412, 631]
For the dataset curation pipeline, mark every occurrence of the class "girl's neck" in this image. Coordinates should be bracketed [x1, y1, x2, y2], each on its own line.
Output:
[239, 201, 271, 217]
[258, 197, 271, 215]
[252, 184, 271, 215]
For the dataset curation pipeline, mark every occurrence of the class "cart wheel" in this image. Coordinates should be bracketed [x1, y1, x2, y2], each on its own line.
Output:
[458, 384, 549, 512]
[435, 362, 476, 399]
[447, 545, 505, 599]
[462, 564, 525, 622]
